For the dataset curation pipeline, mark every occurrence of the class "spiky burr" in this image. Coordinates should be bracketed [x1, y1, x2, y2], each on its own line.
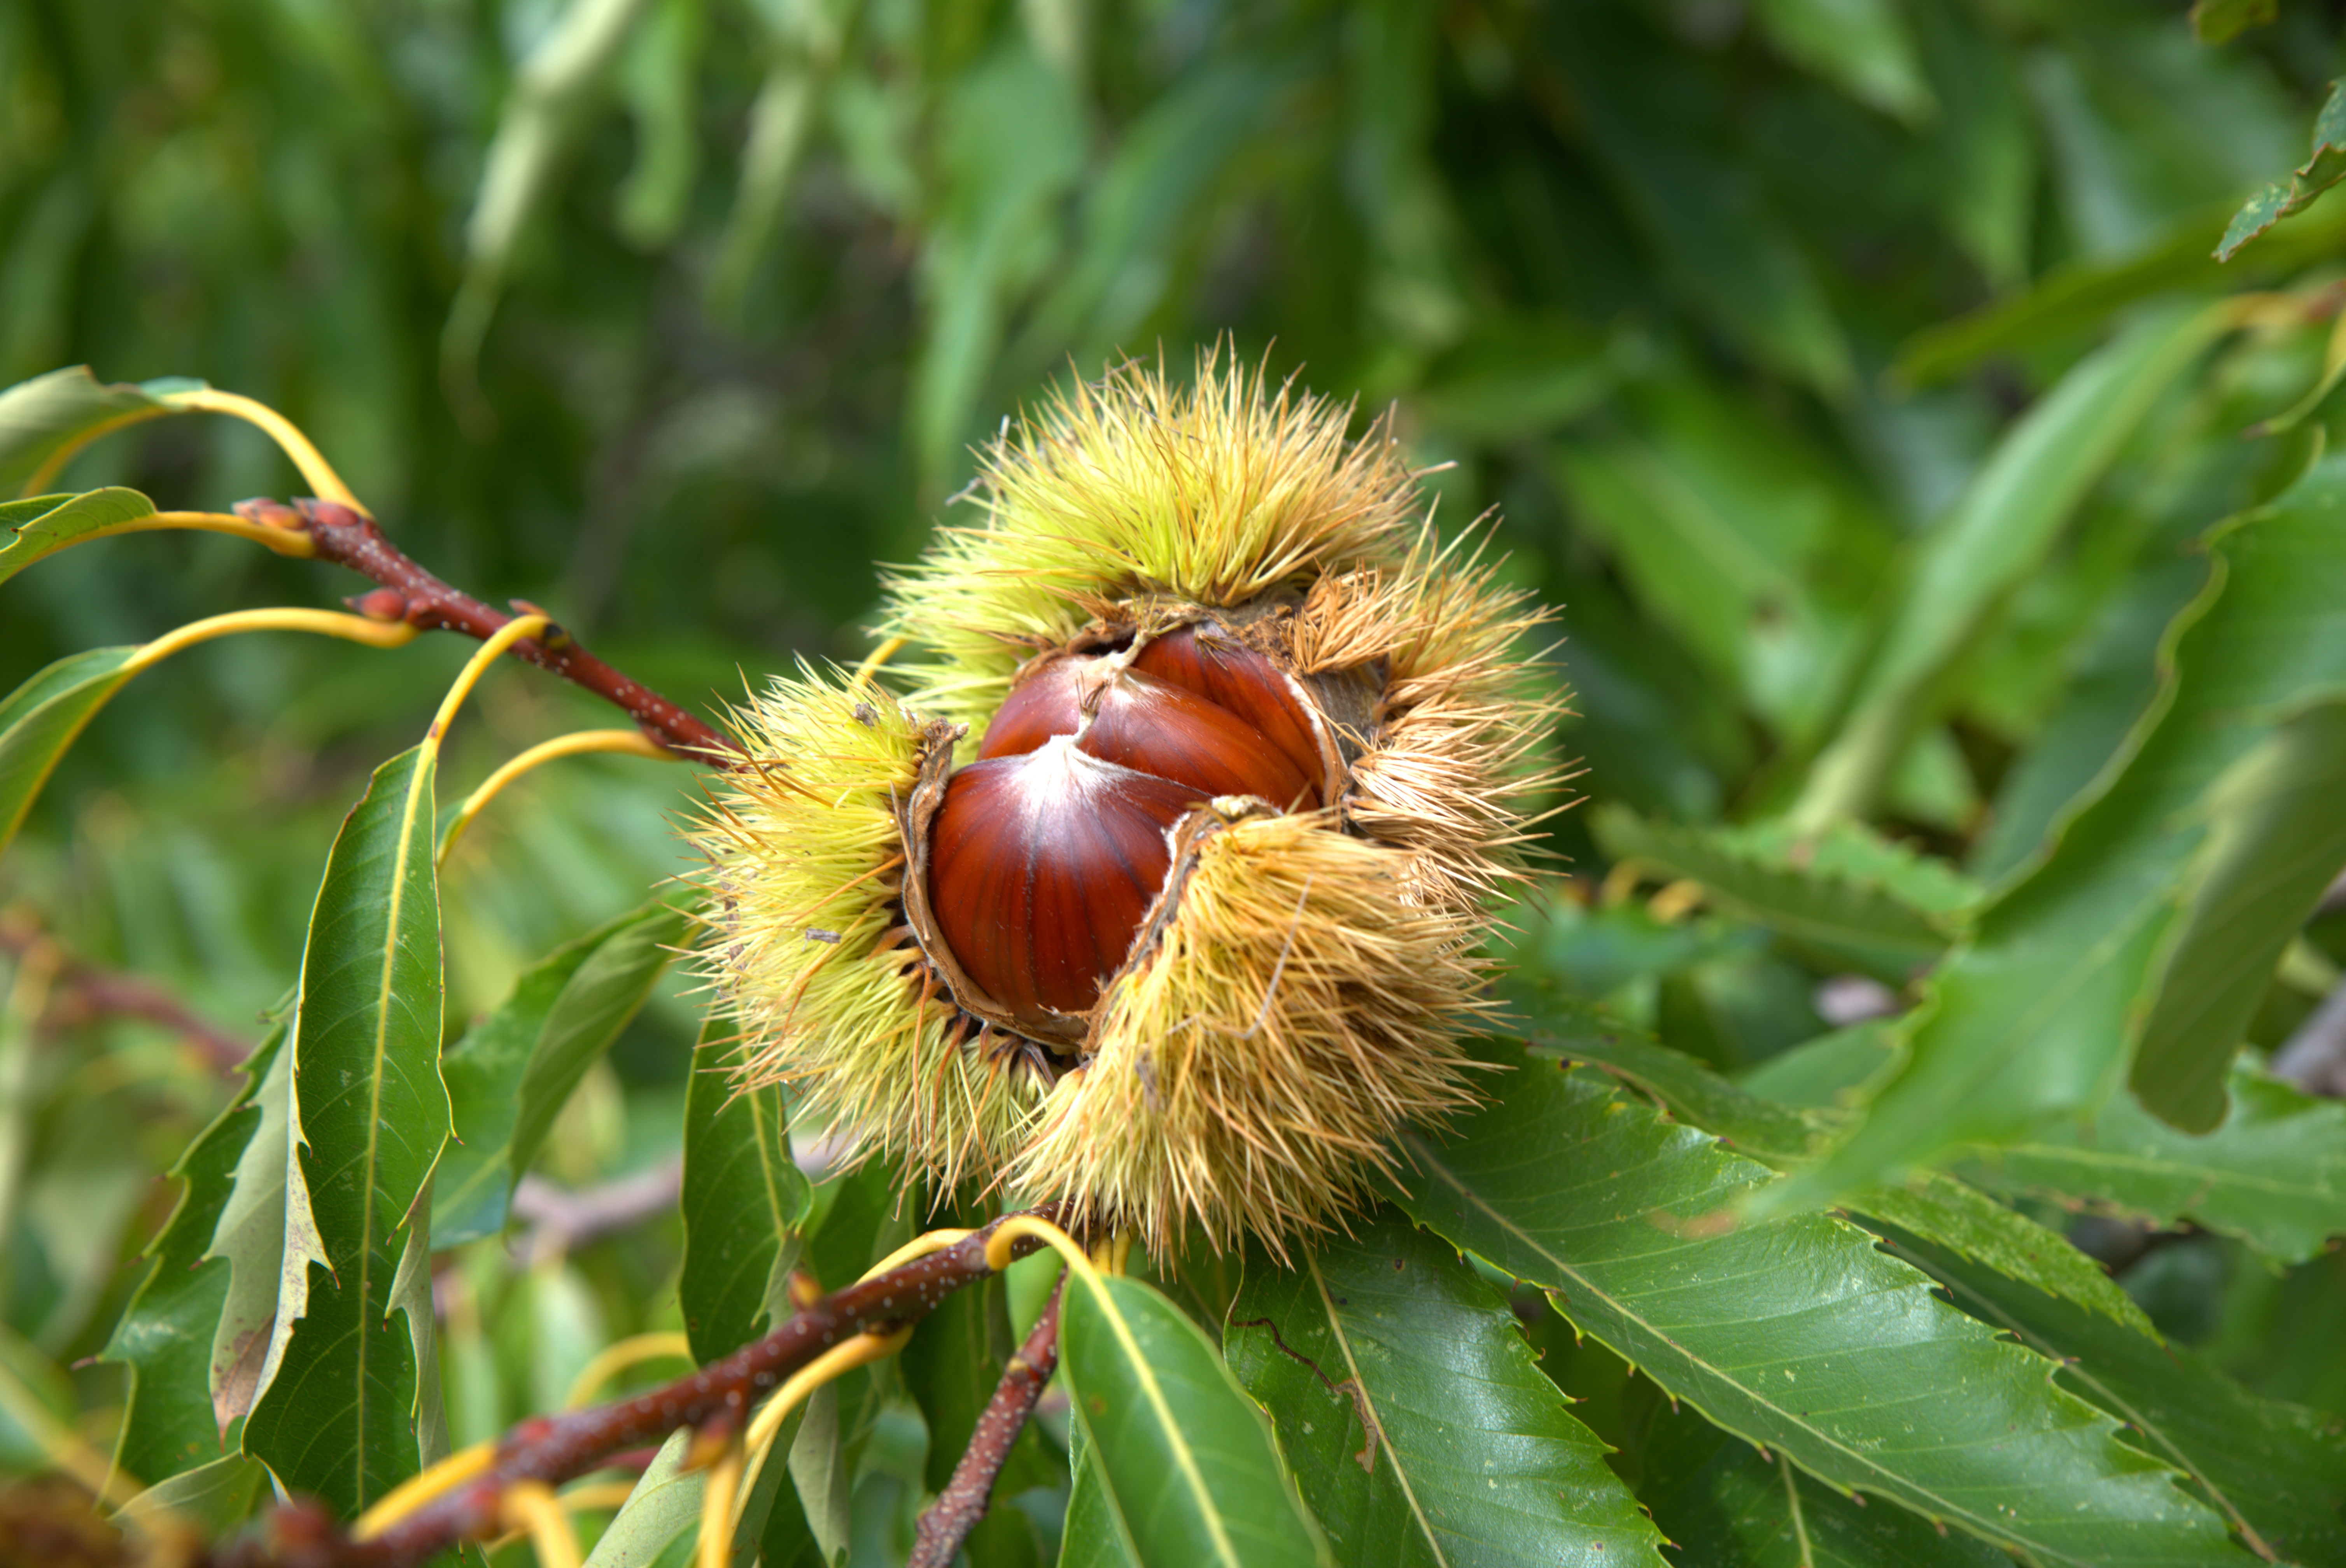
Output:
[692, 351, 1568, 1256]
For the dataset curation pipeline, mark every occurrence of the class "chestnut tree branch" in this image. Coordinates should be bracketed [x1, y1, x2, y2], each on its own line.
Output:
[0, 912, 254, 1071]
[2272, 980, 2346, 1098]
[231, 1206, 1067, 1568]
[509, 1159, 685, 1265]
[233, 497, 740, 761]
[908, 1277, 1065, 1568]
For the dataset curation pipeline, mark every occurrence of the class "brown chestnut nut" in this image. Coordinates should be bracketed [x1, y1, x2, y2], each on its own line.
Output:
[943, 642, 1319, 1020]
[926, 739, 1207, 1025]
[979, 651, 1314, 807]
[1080, 668, 1312, 808]
[976, 655, 1095, 759]
[952, 648, 1323, 1023]
[1131, 623, 1331, 798]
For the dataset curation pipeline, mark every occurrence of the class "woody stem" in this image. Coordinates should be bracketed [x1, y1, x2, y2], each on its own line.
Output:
[233, 497, 740, 760]
[907, 1278, 1066, 1568]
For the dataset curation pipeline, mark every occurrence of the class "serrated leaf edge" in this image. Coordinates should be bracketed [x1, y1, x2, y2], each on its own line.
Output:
[1398, 1120, 2222, 1565]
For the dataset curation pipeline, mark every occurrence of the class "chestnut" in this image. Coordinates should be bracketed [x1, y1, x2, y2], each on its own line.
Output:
[938, 637, 1320, 1024]
[979, 652, 1315, 805]
[1129, 623, 1333, 796]
[926, 739, 1204, 1025]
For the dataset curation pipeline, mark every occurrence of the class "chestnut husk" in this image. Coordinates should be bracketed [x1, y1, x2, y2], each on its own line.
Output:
[900, 607, 1385, 1061]
[692, 353, 1566, 1255]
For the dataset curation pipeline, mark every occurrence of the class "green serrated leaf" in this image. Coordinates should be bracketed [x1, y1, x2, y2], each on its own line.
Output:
[1063, 1416, 1143, 1568]
[1852, 1176, 2154, 1337]
[1971, 557, 2211, 882]
[1062, 1268, 1330, 1568]
[787, 1379, 852, 1566]
[579, 1409, 814, 1568]
[112, 1453, 270, 1539]
[1390, 1041, 2238, 1566]
[1502, 981, 1818, 1166]
[680, 1018, 810, 1365]
[202, 1012, 296, 1446]
[431, 948, 600, 1245]
[1738, 1022, 1900, 1111]
[2217, 80, 2346, 261]
[2215, 184, 2295, 264]
[2130, 699, 2346, 1128]
[511, 905, 691, 1186]
[102, 1020, 286, 1489]
[3, 592, 417, 868]
[396, 1213, 449, 1472]
[1795, 302, 2234, 828]
[0, 646, 138, 860]
[1502, 990, 2153, 1337]
[1591, 805, 1975, 977]
[1227, 1209, 1667, 1568]
[583, 1426, 703, 1568]
[1884, 1227, 2346, 1564]
[1783, 456, 2346, 1205]
[1635, 1402, 2012, 1568]
[0, 487, 159, 587]
[1961, 1062, 2346, 1267]
[0, 367, 195, 495]
[240, 744, 450, 1517]
[434, 900, 693, 1246]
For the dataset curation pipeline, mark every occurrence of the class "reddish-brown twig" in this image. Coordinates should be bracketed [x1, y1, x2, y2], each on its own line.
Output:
[908, 1277, 1066, 1568]
[509, 1160, 685, 1264]
[232, 497, 738, 761]
[235, 1207, 1065, 1568]
[0, 910, 254, 1070]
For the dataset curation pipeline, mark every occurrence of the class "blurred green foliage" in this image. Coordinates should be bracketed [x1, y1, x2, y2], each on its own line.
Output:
[5, 0, 2338, 829]
[9, 0, 2346, 1561]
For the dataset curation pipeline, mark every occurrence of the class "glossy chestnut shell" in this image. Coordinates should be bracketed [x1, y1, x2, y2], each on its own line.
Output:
[1129, 625, 1329, 792]
[924, 626, 1332, 1033]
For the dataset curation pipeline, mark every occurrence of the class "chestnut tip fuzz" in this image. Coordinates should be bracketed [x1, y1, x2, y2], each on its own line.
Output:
[690, 350, 1571, 1258]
